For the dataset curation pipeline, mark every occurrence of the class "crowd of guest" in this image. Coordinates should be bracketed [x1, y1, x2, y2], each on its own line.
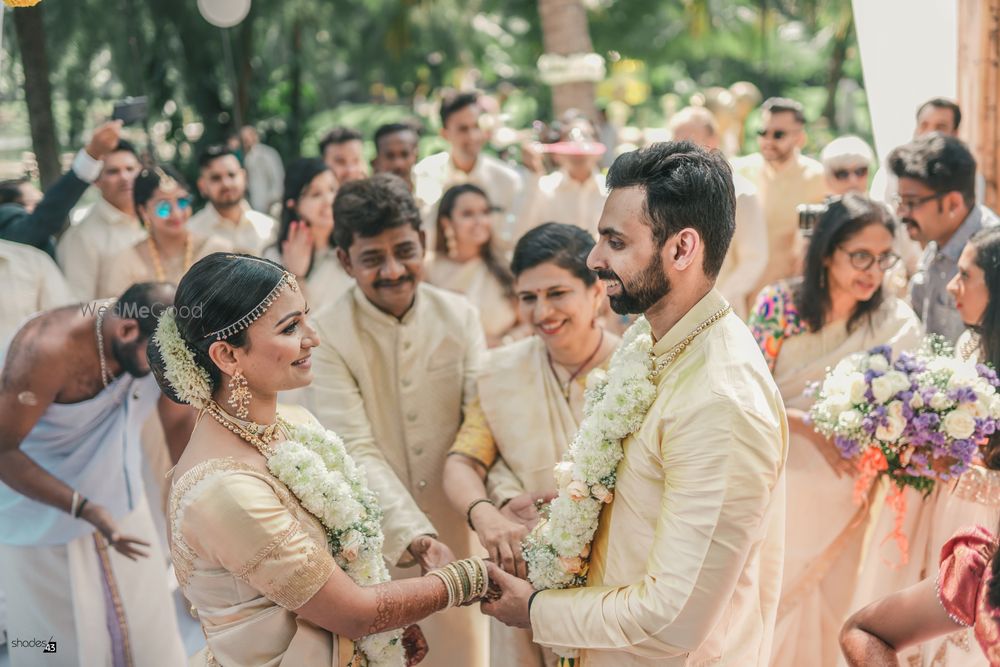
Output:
[0, 86, 998, 667]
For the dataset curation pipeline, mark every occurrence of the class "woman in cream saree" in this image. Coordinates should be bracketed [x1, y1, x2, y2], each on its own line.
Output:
[749, 195, 924, 667]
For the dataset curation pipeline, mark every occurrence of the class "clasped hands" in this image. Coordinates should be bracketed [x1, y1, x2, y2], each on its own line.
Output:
[470, 491, 555, 629]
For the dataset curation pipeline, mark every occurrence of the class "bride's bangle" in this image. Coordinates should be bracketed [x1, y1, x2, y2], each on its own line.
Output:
[428, 557, 489, 607]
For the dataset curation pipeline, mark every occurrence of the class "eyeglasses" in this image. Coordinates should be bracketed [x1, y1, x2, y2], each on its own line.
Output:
[756, 128, 788, 141]
[837, 247, 900, 271]
[833, 166, 869, 181]
[154, 197, 192, 219]
[889, 192, 944, 212]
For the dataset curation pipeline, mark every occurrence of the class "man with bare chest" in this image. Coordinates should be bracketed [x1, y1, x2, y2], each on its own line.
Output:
[0, 283, 191, 666]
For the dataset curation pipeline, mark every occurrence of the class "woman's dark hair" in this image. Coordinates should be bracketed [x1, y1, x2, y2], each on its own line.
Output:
[967, 227, 1000, 472]
[793, 194, 895, 334]
[273, 158, 333, 277]
[147, 252, 287, 403]
[511, 222, 597, 286]
[132, 165, 190, 227]
[434, 184, 513, 297]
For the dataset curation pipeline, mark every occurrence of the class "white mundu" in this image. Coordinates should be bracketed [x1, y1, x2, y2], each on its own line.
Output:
[0, 372, 185, 667]
[529, 290, 789, 666]
[310, 282, 488, 667]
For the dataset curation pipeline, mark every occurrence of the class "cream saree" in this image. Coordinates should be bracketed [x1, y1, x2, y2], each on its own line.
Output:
[474, 336, 610, 667]
[766, 296, 924, 667]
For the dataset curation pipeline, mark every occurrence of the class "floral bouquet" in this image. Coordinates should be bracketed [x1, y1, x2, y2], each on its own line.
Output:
[809, 340, 1000, 564]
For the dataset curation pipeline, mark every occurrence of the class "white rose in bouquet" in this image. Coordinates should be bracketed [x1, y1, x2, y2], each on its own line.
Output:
[847, 373, 868, 404]
[876, 416, 905, 442]
[837, 409, 863, 430]
[942, 409, 977, 440]
[871, 375, 895, 404]
[929, 392, 953, 410]
[868, 354, 890, 373]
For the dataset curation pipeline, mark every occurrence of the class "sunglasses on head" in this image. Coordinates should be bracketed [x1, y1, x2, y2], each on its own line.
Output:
[833, 166, 869, 181]
[756, 128, 788, 140]
[154, 197, 192, 219]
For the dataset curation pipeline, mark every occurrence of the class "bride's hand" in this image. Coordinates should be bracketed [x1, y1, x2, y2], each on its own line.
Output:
[402, 624, 428, 666]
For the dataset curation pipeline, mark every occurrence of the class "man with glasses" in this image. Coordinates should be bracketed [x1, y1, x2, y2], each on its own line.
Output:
[890, 133, 999, 342]
[734, 97, 829, 303]
[188, 145, 277, 256]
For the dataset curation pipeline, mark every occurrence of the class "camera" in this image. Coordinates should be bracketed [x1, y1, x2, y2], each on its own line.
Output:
[797, 203, 828, 238]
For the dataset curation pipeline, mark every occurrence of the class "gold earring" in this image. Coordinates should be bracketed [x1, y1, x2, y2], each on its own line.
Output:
[444, 225, 458, 259]
[228, 369, 252, 419]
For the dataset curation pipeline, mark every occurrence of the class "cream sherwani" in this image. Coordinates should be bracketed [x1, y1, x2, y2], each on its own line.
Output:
[57, 198, 145, 301]
[0, 240, 74, 343]
[733, 151, 829, 300]
[311, 283, 487, 667]
[529, 290, 788, 666]
[187, 201, 277, 256]
[717, 173, 768, 319]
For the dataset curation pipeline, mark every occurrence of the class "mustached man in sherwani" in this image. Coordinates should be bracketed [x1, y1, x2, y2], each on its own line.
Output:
[311, 173, 488, 666]
[0, 283, 190, 666]
[483, 142, 789, 666]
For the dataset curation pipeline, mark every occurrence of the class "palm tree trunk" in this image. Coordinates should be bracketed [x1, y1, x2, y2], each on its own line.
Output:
[537, 0, 597, 119]
[822, 15, 854, 132]
[13, 5, 60, 188]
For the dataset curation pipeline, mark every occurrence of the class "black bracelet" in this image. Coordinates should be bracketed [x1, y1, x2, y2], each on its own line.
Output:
[466, 498, 495, 530]
[498, 497, 513, 510]
[528, 589, 543, 619]
[75, 497, 89, 519]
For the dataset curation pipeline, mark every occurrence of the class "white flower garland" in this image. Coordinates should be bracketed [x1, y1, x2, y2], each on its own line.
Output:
[524, 317, 657, 590]
[268, 419, 404, 667]
[153, 309, 212, 409]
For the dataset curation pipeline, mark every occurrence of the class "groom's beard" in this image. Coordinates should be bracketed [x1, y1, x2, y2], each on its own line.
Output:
[596, 254, 671, 315]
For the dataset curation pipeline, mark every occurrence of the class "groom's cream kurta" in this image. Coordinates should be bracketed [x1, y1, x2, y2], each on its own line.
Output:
[529, 290, 788, 666]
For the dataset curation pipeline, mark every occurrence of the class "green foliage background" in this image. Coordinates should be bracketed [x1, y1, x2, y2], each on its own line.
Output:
[0, 0, 868, 179]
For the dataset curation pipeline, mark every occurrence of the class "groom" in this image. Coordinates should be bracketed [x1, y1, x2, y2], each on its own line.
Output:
[483, 142, 789, 665]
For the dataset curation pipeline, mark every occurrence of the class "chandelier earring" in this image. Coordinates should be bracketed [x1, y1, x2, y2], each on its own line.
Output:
[228, 369, 252, 419]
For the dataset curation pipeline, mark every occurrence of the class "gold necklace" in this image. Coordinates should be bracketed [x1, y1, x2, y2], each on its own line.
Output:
[651, 305, 731, 378]
[94, 301, 114, 388]
[205, 401, 283, 457]
[961, 331, 982, 362]
[148, 232, 193, 282]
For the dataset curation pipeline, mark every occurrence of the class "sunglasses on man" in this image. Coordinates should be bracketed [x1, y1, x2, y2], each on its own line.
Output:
[832, 166, 869, 181]
[756, 128, 788, 140]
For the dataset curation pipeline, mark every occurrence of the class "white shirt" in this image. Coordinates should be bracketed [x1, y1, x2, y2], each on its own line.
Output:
[0, 240, 74, 343]
[517, 169, 608, 239]
[188, 201, 276, 256]
[243, 143, 285, 214]
[57, 197, 145, 302]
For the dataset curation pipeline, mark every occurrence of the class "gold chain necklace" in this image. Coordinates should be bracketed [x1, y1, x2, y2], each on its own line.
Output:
[94, 301, 113, 388]
[651, 305, 731, 378]
[547, 329, 606, 401]
[148, 232, 193, 283]
[205, 401, 284, 457]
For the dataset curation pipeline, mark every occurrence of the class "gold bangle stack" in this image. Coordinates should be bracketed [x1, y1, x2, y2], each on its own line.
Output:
[428, 557, 489, 607]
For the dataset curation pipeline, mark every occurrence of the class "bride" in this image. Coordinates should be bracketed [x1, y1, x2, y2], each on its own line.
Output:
[151, 252, 489, 666]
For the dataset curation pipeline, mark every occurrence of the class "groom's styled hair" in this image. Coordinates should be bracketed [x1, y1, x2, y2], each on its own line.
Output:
[606, 141, 736, 278]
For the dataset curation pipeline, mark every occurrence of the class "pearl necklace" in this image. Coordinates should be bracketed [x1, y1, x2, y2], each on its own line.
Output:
[651, 305, 731, 378]
[205, 401, 284, 458]
[148, 232, 193, 283]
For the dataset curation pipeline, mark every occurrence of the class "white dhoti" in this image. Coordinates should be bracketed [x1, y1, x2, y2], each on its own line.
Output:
[0, 496, 186, 667]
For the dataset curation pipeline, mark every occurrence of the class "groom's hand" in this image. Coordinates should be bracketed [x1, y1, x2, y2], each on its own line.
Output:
[408, 535, 454, 574]
[480, 561, 535, 628]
